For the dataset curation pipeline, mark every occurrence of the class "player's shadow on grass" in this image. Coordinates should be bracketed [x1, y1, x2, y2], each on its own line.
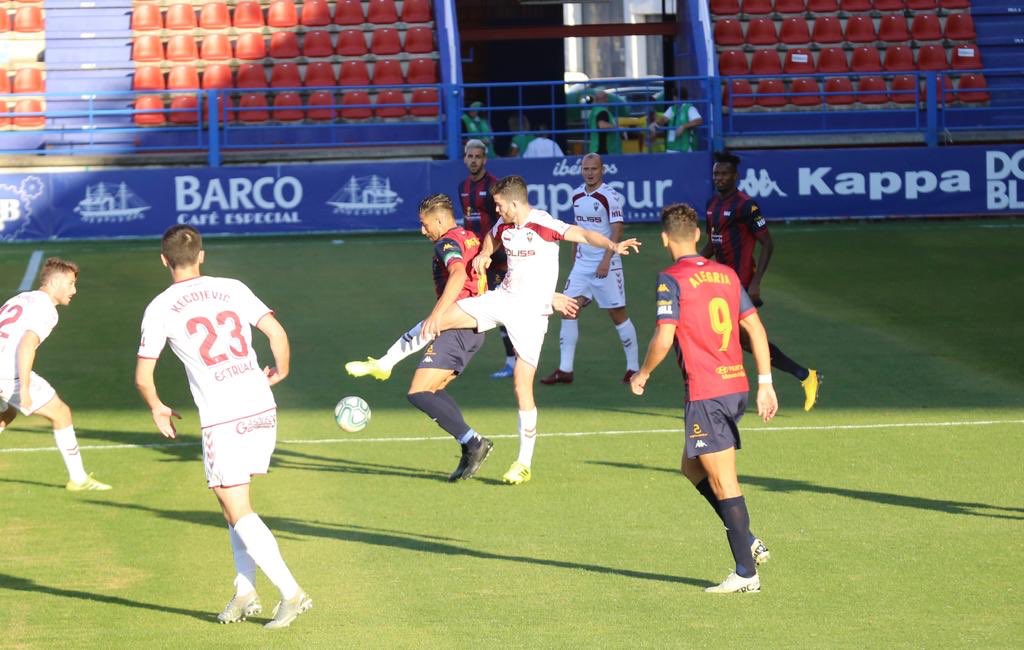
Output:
[587, 460, 1024, 521]
[0, 477, 65, 490]
[73, 427, 200, 464]
[89, 500, 712, 588]
[0, 572, 214, 623]
[270, 447, 506, 486]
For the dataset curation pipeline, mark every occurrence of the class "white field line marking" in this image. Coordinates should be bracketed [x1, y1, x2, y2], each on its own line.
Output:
[1, 418, 1022, 455]
[17, 250, 44, 291]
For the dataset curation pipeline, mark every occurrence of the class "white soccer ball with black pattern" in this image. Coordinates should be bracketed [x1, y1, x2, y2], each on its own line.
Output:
[334, 396, 371, 432]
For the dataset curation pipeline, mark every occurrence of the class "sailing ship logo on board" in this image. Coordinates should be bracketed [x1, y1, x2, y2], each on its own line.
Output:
[75, 182, 151, 223]
[327, 175, 403, 216]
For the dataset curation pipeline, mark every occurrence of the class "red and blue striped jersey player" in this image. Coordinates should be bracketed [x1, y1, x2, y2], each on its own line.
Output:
[701, 150, 821, 412]
[630, 202, 778, 595]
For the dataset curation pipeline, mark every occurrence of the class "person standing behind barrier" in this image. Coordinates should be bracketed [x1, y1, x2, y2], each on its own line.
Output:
[461, 101, 494, 157]
[522, 124, 565, 158]
[588, 90, 622, 155]
[649, 88, 703, 153]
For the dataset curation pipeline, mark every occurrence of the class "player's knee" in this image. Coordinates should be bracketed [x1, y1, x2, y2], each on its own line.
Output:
[407, 391, 435, 414]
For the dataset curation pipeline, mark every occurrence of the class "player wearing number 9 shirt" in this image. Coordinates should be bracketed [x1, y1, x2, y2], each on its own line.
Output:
[630, 204, 778, 595]
[134, 225, 311, 630]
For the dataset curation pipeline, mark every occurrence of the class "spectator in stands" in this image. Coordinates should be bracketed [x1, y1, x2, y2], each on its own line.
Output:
[507, 113, 536, 158]
[522, 124, 565, 158]
[649, 87, 703, 153]
[461, 101, 493, 157]
[588, 90, 623, 156]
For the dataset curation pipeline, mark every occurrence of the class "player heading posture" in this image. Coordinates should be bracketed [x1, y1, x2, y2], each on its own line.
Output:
[0, 258, 111, 491]
[631, 204, 778, 594]
[459, 139, 518, 378]
[135, 226, 311, 629]
[541, 153, 639, 385]
[703, 151, 821, 411]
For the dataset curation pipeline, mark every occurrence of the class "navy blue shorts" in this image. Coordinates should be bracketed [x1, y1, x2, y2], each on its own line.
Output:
[417, 328, 485, 373]
[683, 392, 747, 459]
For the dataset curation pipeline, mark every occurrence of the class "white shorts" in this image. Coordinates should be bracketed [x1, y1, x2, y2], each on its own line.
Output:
[0, 372, 57, 416]
[563, 263, 626, 309]
[201, 408, 277, 488]
[456, 291, 550, 368]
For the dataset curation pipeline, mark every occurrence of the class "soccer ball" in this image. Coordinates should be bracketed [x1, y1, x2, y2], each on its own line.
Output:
[334, 396, 371, 432]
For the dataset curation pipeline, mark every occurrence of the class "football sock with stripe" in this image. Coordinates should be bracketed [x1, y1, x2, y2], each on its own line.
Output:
[499, 326, 515, 359]
[228, 525, 258, 597]
[379, 321, 431, 371]
[54, 425, 88, 484]
[407, 390, 472, 441]
[615, 318, 640, 371]
[768, 342, 810, 381]
[695, 478, 757, 545]
[718, 496, 756, 579]
[558, 319, 579, 373]
[232, 513, 300, 601]
[516, 408, 538, 467]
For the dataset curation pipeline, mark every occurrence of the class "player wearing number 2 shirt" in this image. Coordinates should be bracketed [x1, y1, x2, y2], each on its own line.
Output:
[134, 225, 311, 630]
[630, 204, 777, 596]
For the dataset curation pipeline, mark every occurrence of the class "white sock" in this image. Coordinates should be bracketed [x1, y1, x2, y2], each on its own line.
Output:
[505, 355, 516, 367]
[378, 321, 432, 370]
[616, 319, 639, 371]
[54, 426, 87, 484]
[516, 408, 538, 467]
[228, 525, 258, 597]
[558, 319, 579, 373]
[232, 513, 300, 601]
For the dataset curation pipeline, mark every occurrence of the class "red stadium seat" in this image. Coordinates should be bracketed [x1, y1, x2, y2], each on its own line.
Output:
[370, 28, 402, 54]
[199, 2, 230, 30]
[167, 65, 199, 90]
[751, 48, 783, 74]
[838, 0, 871, 11]
[269, 31, 300, 58]
[742, 0, 773, 15]
[235, 33, 267, 60]
[939, 0, 970, 8]
[132, 65, 165, 91]
[890, 74, 920, 103]
[307, 90, 336, 120]
[824, 76, 855, 105]
[372, 59, 403, 85]
[267, 0, 297, 28]
[873, 0, 905, 11]
[169, 95, 199, 124]
[134, 95, 165, 126]
[779, 17, 811, 45]
[718, 49, 750, 76]
[714, 20, 744, 47]
[878, 15, 909, 43]
[710, 0, 741, 14]
[807, 0, 839, 11]
[755, 79, 787, 107]
[12, 98, 43, 128]
[407, 58, 438, 84]
[726, 78, 756, 108]
[956, 73, 989, 103]
[132, 35, 164, 63]
[341, 90, 372, 118]
[334, 0, 365, 25]
[404, 26, 434, 53]
[270, 62, 302, 88]
[817, 47, 849, 73]
[337, 29, 368, 55]
[745, 18, 778, 46]
[916, 44, 948, 70]
[375, 89, 407, 117]
[944, 13, 976, 41]
[367, 0, 398, 24]
[12, 68, 43, 94]
[410, 87, 439, 116]
[844, 16, 877, 44]
[789, 77, 821, 106]
[131, 3, 162, 31]
[303, 30, 334, 58]
[237, 92, 270, 123]
[857, 76, 889, 104]
[233, 1, 265, 28]
[201, 64, 232, 90]
[304, 61, 337, 87]
[236, 63, 268, 88]
[951, 44, 982, 70]
[13, 6, 44, 32]
[774, 0, 806, 14]
[850, 46, 882, 72]
[165, 3, 197, 31]
[166, 35, 199, 63]
[812, 17, 843, 45]
[883, 45, 915, 71]
[339, 60, 370, 86]
[911, 14, 941, 42]
[906, 0, 936, 8]
[301, 0, 331, 26]
[783, 48, 815, 74]
[402, 0, 433, 23]
[200, 34, 232, 62]
[272, 92, 304, 121]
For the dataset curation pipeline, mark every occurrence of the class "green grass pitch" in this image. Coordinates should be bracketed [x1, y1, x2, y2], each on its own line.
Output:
[1, 219, 1022, 648]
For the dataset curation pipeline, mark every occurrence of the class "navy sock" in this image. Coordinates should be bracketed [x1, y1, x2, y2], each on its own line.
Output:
[718, 495, 756, 578]
[695, 478, 757, 545]
[499, 326, 515, 358]
[768, 341, 809, 381]
[407, 391, 471, 442]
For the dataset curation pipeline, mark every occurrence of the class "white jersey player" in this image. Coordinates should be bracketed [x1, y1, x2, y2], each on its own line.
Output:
[542, 153, 640, 387]
[0, 258, 111, 491]
[134, 225, 311, 630]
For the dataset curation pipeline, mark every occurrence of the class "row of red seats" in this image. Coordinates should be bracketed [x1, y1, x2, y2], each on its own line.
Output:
[132, 88, 439, 125]
[715, 13, 976, 46]
[723, 73, 988, 107]
[132, 0, 431, 32]
[0, 98, 45, 128]
[0, 6, 43, 32]
[132, 27, 434, 61]
[133, 59, 437, 90]
[0, 67, 44, 93]
[710, 0, 969, 15]
[720, 43, 981, 74]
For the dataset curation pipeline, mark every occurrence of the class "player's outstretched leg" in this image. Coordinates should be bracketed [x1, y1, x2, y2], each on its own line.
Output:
[490, 326, 517, 379]
[346, 321, 431, 381]
[34, 396, 111, 491]
[218, 525, 263, 623]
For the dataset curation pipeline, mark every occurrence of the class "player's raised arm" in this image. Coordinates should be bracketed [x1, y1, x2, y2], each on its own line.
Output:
[629, 322, 676, 396]
[256, 313, 290, 386]
[15, 331, 40, 412]
[134, 357, 181, 438]
[564, 224, 641, 256]
[739, 311, 778, 422]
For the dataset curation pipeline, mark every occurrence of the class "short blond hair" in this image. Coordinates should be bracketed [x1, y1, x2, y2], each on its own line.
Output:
[491, 175, 528, 203]
[39, 258, 79, 286]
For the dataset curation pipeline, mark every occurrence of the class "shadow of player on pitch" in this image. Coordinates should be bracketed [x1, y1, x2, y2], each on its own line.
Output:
[270, 446, 507, 486]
